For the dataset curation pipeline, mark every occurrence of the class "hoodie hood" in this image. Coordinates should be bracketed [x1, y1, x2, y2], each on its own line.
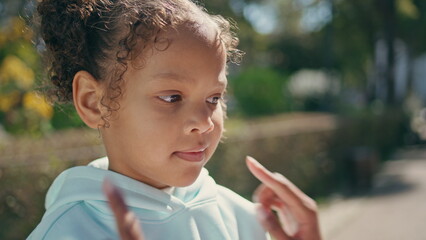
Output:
[30, 157, 269, 240]
[44, 157, 217, 221]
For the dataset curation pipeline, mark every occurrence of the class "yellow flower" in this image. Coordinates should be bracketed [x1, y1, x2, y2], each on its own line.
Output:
[23, 92, 53, 119]
[0, 91, 20, 112]
[0, 17, 33, 48]
[0, 55, 34, 89]
[397, 0, 419, 19]
[9, 17, 32, 41]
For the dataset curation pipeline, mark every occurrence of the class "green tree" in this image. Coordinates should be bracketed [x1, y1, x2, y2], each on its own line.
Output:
[230, 67, 290, 116]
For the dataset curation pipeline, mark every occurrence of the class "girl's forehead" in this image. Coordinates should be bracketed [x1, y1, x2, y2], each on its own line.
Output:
[128, 20, 227, 78]
[160, 20, 222, 48]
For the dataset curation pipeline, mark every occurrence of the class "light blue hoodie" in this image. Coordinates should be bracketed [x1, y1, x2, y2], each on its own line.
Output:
[28, 157, 269, 239]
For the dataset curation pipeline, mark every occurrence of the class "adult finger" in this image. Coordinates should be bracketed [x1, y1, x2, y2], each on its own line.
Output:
[103, 178, 144, 240]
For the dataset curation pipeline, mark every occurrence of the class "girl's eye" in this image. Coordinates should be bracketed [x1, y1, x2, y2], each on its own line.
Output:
[158, 95, 182, 103]
[207, 96, 222, 104]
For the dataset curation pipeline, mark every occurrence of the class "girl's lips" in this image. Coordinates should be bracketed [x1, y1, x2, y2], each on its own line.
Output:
[174, 150, 205, 162]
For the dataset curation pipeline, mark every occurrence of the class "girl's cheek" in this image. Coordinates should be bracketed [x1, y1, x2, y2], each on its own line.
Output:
[149, 100, 182, 116]
[213, 105, 225, 120]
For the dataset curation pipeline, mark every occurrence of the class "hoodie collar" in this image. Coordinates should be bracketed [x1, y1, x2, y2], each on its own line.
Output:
[44, 157, 216, 221]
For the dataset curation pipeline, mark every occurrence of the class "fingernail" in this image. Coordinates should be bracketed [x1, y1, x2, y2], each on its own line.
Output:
[246, 156, 257, 164]
[246, 156, 263, 168]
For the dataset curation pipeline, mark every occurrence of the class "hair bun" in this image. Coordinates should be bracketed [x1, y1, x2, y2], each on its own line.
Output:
[38, 0, 96, 22]
[66, 2, 95, 20]
[37, 0, 99, 102]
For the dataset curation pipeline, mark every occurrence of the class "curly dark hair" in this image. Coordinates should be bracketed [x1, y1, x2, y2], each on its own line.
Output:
[36, 0, 242, 126]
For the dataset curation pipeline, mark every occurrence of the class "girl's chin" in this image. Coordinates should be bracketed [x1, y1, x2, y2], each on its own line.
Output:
[169, 169, 204, 187]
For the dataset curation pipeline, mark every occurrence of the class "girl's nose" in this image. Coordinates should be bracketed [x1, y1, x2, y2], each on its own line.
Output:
[184, 105, 215, 135]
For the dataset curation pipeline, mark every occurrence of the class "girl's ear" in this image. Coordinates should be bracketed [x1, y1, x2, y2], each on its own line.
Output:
[73, 71, 105, 129]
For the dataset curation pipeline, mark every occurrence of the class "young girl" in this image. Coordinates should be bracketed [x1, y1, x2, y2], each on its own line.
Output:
[29, 0, 321, 239]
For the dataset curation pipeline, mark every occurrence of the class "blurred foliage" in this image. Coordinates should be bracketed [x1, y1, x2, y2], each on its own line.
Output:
[50, 104, 86, 130]
[0, 158, 94, 239]
[0, 129, 104, 238]
[0, 10, 86, 135]
[330, 107, 413, 192]
[0, 17, 53, 135]
[228, 0, 426, 112]
[210, 110, 412, 198]
[0, 165, 59, 239]
[209, 113, 339, 199]
[230, 67, 291, 116]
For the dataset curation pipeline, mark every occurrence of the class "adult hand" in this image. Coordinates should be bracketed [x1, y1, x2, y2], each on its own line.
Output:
[246, 156, 322, 240]
[103, 179, 145, 240]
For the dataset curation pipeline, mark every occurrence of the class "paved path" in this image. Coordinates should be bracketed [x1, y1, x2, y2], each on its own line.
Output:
[319, 148, 426, 240]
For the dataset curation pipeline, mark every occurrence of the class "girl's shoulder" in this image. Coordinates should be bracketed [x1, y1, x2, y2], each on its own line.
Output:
[215, 185, 269, 240]
[215, 184, 258, 218]
[28, 201, 115, 240]
[215, 184, 255, 211]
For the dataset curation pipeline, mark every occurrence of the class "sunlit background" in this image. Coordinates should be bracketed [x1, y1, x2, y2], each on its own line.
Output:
[1, 0, 426, 239]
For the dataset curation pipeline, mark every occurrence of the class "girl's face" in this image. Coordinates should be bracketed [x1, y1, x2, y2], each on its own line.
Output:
[101, 23, 227, 188]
